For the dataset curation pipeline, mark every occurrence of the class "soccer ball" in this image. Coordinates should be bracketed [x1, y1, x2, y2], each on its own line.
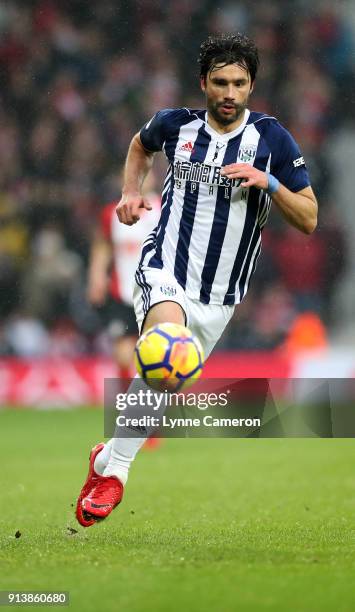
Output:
[134, 323, 204, 391]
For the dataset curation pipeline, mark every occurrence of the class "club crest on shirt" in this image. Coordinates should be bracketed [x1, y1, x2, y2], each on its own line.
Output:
[237, 144, 257, 163]
[160, 284, 177, 297]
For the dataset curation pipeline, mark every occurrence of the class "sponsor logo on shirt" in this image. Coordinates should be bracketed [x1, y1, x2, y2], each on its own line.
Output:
[173, 160, 238, 187]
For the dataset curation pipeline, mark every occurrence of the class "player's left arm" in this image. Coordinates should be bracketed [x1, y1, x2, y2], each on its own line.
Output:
[221, 163, 317, 234]
[265, 182, 317, 235]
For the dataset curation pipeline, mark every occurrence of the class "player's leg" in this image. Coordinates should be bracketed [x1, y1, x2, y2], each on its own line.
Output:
[77, 271, 187, 526]
[78, 301, 184, 524]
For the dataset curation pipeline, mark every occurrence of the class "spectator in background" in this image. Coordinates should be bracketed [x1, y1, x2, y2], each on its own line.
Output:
[5, 311, 50, 358]
[21, 226, 82, 323]
[0, 190, 28, 318]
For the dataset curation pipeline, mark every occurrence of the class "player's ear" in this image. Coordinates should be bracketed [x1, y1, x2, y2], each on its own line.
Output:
[250, 80, 255, 95]
[200, 76, 206, 92]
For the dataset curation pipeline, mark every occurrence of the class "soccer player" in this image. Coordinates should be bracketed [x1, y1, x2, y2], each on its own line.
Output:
[76, 33, 317, 527]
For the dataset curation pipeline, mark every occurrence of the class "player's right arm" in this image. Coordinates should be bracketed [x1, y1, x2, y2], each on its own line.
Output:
[117, 109, 174, 225]
[116, 133, 154, 226]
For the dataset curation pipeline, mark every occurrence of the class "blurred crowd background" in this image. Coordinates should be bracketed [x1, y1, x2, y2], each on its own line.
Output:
[0, 0, 354, 358]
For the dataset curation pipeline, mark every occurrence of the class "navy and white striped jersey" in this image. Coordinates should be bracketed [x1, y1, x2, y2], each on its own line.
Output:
[138, 107, 310, 306]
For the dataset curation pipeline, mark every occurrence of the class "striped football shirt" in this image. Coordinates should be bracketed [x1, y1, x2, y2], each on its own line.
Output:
[138, 107, 310, 305]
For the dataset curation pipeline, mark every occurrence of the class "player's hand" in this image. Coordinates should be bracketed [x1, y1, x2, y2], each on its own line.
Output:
[87, 277, 108, 306]
[116, 193, 152, 226]
[221, 163, 269, 190]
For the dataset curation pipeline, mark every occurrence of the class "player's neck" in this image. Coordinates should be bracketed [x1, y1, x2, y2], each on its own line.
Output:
[206, 109, 247, 134]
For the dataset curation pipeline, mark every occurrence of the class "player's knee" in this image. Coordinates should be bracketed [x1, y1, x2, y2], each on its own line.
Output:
[142, 301, 186, 332]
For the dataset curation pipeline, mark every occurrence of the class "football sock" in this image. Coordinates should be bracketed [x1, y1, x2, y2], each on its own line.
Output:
[94, 439, 113, 475]
[103, 375, 166, 484]
[103, 436, 144, 485]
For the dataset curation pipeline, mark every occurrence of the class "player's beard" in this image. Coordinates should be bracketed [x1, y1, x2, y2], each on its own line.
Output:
[207, 98, 248, 127]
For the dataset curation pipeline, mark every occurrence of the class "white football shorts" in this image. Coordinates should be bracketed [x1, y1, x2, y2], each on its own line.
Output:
[133, 266, 235, 359]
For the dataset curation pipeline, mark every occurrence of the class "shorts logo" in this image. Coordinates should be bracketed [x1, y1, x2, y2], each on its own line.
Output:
[293, 156, 305, 167]
[160, 284, 177, 297]
[237, 144, 257, 163]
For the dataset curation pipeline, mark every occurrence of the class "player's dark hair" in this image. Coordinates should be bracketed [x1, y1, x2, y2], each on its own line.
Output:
[198, 33, 260, 83]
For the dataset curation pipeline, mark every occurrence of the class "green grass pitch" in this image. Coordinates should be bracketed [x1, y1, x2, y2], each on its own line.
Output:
[1, 408, 355, 611]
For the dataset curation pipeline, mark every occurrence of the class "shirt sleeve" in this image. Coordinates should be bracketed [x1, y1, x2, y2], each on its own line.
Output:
[139, 109, 174, 152]
[270, 124, 311, 192]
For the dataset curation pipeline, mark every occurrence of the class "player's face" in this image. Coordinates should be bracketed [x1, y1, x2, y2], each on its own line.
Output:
[201, 63, 254, 128]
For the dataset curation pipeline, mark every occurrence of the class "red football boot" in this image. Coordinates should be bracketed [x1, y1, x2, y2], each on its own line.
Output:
[76, 443, 105, 527]
[81, 475, 124, 521]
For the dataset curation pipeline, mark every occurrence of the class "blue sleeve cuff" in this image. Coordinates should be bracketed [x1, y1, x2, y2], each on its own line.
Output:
[266, 173, 280, 195]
